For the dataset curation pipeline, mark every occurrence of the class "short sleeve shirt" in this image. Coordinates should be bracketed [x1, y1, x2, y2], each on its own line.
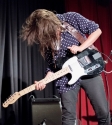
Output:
[45, 12, 99, 93]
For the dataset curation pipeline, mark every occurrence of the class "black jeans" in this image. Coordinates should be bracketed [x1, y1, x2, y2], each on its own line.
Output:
[60, 75, 110, 125]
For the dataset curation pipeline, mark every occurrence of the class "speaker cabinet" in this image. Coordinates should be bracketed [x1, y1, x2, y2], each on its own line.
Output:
[31, 98, 62, 125]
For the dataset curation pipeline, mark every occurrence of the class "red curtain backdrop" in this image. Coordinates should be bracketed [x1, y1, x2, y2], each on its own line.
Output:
[65, 0, 112, 125]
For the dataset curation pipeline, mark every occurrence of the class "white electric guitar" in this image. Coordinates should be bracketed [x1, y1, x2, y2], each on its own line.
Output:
[2, 48, 105, 108]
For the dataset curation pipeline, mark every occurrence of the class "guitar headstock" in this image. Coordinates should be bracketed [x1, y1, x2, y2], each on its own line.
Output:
[2, 92, 20, 108]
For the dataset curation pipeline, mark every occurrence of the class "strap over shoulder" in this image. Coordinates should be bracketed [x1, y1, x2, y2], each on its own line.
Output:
[62, 21, 98, 50]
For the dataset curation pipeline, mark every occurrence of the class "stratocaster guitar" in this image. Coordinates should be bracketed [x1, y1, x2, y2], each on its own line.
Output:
[2, 48, 105, 108]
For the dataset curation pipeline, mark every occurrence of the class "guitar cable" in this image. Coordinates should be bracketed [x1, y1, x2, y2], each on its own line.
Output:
[99, 50, 112, 125]
[100, 50, 112, 73]
[103, 72, 111, 125]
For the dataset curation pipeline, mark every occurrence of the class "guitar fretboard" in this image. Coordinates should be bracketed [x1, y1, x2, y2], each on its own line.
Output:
[19, 67, 70, 96]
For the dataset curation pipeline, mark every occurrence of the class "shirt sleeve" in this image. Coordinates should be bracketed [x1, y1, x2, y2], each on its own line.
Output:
[58, 12, 99, 35]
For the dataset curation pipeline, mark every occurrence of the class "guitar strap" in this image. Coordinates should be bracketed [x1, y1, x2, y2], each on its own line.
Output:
[62, 21, 98, 50]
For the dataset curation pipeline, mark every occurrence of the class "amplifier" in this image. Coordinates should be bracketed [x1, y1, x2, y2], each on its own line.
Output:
[31, 98, 62, 125]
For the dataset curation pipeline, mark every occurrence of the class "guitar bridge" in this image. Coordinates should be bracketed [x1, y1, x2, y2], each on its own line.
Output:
[85, 64, 101, 73]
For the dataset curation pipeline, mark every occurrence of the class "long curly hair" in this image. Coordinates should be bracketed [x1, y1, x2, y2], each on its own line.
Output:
[20, 9, 62, 57]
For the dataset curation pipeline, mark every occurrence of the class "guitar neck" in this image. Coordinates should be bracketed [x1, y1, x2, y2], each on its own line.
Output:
[19, 67, 70, 97]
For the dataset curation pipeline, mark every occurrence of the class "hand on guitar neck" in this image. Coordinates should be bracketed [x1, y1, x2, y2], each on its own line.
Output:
[35, 71, 54, 91]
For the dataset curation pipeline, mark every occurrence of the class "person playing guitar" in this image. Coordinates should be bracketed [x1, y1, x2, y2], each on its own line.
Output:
[19, 9, 110, 125]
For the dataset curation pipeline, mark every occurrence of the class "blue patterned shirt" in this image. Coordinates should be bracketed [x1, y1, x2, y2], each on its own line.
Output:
[45, 12, 99, 93]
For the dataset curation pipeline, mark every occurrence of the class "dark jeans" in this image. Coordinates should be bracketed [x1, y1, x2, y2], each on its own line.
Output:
[60, 75, 110, 125]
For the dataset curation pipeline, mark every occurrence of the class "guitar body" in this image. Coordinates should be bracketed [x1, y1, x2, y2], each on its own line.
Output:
[56, 48, 105, 85]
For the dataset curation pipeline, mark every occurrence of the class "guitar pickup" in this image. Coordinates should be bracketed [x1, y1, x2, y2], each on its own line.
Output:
[78, 56, 91, 67]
